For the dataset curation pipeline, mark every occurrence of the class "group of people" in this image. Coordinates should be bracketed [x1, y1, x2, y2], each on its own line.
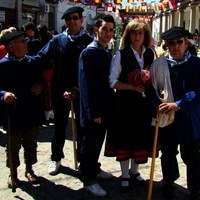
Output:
[0, 5, 200, 200]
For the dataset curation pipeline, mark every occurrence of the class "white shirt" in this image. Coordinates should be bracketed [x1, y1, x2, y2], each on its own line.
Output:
[109, 46, 146, 88]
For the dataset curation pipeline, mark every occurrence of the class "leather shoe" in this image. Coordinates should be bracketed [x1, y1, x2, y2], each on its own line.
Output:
[162, 181, 175, 199]
[25, 171, 38, 184]
[129, 171, 147, 186]
[7, 175, 19, 189]
[119, 177, 130, 191]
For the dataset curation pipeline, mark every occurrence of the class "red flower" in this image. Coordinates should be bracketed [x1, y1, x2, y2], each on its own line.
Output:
[128, 68, 151, 87]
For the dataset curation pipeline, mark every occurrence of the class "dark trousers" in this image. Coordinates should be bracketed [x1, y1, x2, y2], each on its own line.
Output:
[51, 98, 83, 162]
[6, 126, 39, 169]
[161, 140, 200, 193]
[79, 121, 107, 185]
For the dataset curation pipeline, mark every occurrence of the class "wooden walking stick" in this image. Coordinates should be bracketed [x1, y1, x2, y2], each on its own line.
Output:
[147, 112, 161, 200]
[7, 103, 16, 192]
[70, 100, 78, 170]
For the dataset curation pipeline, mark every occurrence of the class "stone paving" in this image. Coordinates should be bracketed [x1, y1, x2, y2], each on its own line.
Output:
[0, 121, 189, 200]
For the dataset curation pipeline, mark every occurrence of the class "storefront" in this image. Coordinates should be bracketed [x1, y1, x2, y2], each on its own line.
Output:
[22, 4, 40, 26]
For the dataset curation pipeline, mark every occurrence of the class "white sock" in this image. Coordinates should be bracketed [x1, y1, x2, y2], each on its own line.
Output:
[130, 159, 139, 174]
[130, 159, 144, 181]
[120, 159, 130, 178]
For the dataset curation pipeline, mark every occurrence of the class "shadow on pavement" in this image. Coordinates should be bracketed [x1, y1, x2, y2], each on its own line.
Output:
[6, 176, 190, 200]
[15, 177, 86, 200]
[37, 118, 73, 143]
[56, 166, 80, 179]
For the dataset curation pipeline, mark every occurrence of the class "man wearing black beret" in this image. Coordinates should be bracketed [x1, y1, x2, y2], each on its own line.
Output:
[0, 29, 44, 188]
[37, 7, 93, 175]
[150, 26, 200, 200]
[61, 6, 84, 20]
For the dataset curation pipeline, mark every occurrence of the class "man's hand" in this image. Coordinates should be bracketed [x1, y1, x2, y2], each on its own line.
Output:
[63, 87, 79, 101]
[3, 92, 16, 103]
[93, 117, 101, 124]
[31, 84, 43, 95]
[159, 102, 180, 114]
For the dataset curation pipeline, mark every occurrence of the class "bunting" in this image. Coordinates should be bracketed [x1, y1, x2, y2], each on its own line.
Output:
[169, 0, 178, 9]
[93, 0, 102, 4]
[114, 0, 122, 4]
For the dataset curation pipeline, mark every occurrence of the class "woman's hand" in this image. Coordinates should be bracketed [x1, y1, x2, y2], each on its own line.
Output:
[133, 85, 145, 93]
[31, 84, 43, 95]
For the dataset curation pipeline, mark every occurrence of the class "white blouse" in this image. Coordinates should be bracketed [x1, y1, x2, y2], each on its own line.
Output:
[109, 46, 146, 88]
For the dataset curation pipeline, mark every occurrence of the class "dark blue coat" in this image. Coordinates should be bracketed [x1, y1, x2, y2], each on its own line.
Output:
[38, 32, 93, 106]
[79, 40, 113, 127]
[0, 56, 44, 130]
[151, 55, 200, 143]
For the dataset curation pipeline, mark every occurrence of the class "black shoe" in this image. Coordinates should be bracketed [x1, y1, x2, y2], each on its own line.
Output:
[7, 175, 19, 189]
[129, 171, 147, 186]
[162, 181, 175, 199]
[190, 191, 200, 200]
[119, 177, 130, 192]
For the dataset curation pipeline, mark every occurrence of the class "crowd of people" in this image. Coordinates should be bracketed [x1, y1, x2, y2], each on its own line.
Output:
[0, 6, 200, 200]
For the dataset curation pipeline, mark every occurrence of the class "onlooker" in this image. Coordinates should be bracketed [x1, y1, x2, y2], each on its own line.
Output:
[23, 22, 41, 55]
[37, 6, 93, 175]
[193, 32, 199, 48]
[0, 27, 17, 59]
[188, 32, 197, 56]
[0, 30, 44, 189]
[37, 24, 54, 125]
[78, 14, 115, 197]
[104, 19, 156, 190]
[0, 41, 7, 59]
[150, 26, 200, 200]
[37, 24, 53, 47]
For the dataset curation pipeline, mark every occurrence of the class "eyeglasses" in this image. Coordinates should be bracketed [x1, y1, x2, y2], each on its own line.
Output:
[65, 16, 80, 21]
[168, 39, 184, 46]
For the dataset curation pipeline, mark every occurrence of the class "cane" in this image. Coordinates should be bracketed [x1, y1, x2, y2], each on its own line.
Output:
[7, 103, 16, 192]
[70, 100, 78, 170]
[147, 112, 161, 200]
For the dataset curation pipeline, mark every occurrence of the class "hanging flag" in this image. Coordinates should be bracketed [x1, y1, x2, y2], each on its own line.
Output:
[141, 2, 147, 12]
[169, 0, 178, 9]
[132, 5, 136, 11]
[126, 6, 130, 12]
[114, 0, 122, 4]
[106, 3, 113, 11]
[69, 0, 81, 2]
[93, 0, 102, 3]
[155, 4, 159, 11]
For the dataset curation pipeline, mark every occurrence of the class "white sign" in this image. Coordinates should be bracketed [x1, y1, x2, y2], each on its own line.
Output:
[96, 7, 105, 15]
[0, 10, 5, 22]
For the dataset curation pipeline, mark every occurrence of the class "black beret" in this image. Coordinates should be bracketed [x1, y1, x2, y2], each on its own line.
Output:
[0, 31, 24, 45]
[162, 26, 189, 40]
[61, 6, 84, 19]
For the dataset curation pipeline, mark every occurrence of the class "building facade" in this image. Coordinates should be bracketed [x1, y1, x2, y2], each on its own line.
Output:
[0, 0, 58, 31]
[1, 0, 200, 38]
[152, 0, 200, 43]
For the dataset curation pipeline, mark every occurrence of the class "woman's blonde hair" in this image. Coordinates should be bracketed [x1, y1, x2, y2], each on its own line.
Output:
[0, 27, 16, 39]
[119, 19, 152, 50]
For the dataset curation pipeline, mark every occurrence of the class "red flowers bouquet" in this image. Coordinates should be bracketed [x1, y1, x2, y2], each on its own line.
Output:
[128, 68, 151, 97]
[128, 68, 151, 87]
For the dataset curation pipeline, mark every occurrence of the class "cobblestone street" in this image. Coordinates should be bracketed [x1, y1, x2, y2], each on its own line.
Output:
[0, 121, 189, 200]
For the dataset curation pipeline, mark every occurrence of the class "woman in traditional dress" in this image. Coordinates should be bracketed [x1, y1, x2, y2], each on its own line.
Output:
[105, 19, 157, 190]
